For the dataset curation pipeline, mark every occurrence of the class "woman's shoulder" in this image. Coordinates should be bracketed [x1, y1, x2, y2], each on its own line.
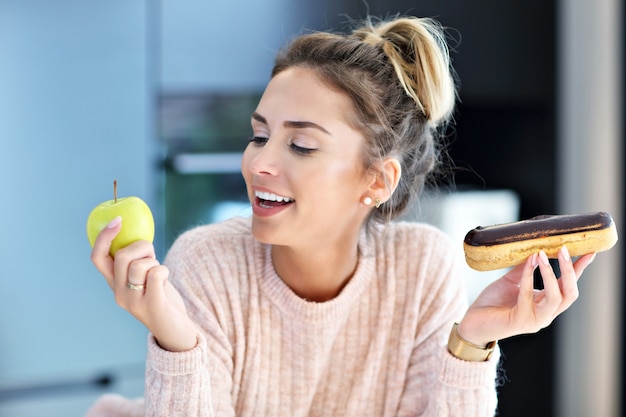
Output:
[173, 216, 252, 244]
[375, 221, 465, 310]
[165, 216, 256, 262]
[370, 220, 461, 278]
[381, 220, 454, 249]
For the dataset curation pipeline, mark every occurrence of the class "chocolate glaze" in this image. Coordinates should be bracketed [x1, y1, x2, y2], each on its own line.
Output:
[464, 212, 613, 246]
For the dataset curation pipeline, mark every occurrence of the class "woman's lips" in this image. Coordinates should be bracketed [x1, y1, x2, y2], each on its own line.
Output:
[252, 197, 294, 217]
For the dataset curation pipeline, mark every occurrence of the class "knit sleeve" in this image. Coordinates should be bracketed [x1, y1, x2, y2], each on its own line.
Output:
[393, 224, 499, 417]
[144, 332, 235, 417]
[143, 222, 248, 417]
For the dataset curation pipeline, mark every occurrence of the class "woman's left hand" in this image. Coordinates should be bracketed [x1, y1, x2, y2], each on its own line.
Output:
[457, 247, 596, 347]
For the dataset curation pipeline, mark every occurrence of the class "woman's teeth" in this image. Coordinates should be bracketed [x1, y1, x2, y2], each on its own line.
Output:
[255, 191, 293, 203]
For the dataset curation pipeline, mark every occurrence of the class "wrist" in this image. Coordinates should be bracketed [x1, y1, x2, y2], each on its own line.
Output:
[448, 323, 497, 362]
[456, 321, 492, 347]
[156, 333, 198, 352]
[152, 320, 199, 352]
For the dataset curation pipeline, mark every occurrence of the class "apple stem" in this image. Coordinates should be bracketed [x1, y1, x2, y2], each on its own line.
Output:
[114, 180, 117, 203]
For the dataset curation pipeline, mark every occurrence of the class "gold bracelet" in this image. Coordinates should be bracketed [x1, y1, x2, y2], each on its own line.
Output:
[447, 323, 496, 362]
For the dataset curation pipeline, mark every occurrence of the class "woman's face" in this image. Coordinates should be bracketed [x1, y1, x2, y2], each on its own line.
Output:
[241, 66, 374, 248]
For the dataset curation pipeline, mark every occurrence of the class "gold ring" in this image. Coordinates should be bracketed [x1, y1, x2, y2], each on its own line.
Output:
[127, 282, 145, 291]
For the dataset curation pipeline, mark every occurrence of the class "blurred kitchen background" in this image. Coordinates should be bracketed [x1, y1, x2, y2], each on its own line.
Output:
[0, 0, 622, 416]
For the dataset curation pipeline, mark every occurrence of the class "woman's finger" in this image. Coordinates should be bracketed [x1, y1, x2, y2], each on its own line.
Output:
[552, 247, 593, 317]
[515, 253, 538, 317]
[118, 257, 160, 295]
[535, 251, 562, 319]
[145, 265, 169, 309]
[572, 253, 596, 278]
[555, 247, 579, 309]
[112, 240, 156, 287]
[90, 216, 122, 287]
[129, 264, 179, 342]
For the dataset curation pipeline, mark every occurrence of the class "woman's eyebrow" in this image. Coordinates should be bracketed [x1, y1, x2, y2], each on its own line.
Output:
[252, 112, 331, 136]
[251, 112, 268, 124]
[284, 120, 331, 135]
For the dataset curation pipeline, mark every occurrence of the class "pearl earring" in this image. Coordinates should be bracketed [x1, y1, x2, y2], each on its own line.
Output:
[363, 197, 372, 206]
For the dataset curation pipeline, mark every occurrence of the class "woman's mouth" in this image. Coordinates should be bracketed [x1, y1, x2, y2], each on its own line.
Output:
[254, 191, 294, 209]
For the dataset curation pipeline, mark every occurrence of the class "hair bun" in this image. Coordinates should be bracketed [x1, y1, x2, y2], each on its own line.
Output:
[353, 17, 456, 125]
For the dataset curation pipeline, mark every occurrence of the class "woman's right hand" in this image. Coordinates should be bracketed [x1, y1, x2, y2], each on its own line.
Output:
[90, 216, 198, 352]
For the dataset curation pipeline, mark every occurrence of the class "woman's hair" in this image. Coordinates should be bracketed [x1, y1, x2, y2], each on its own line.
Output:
[271, 16, 457, 223]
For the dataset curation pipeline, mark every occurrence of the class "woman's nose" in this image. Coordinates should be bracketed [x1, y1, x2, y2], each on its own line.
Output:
[246, 139, 280, 176]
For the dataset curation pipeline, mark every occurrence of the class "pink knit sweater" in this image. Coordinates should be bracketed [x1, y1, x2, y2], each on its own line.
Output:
[87, 216, 499, 416]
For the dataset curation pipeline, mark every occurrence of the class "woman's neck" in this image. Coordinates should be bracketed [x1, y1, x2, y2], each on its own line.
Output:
[271, 237, 360, 302]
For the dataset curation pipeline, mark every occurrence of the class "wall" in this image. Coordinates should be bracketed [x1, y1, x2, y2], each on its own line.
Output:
[557, 0, 623, 415]
[159, 0, 319, 92]
[0, 1, 154, 415]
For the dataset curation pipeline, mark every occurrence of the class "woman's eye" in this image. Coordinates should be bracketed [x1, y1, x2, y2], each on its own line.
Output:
[249, 136, 268, 146]
[290, 143, 317, 155]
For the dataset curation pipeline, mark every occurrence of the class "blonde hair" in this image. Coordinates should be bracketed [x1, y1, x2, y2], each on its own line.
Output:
[272, 16, 457, 222]
[354, 17, 456, 125]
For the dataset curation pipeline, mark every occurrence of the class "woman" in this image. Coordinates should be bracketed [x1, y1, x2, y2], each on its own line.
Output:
[88, 16, 595, 417]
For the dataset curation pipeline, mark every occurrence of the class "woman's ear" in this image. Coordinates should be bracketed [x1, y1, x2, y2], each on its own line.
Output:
[368, 157, 401, 203]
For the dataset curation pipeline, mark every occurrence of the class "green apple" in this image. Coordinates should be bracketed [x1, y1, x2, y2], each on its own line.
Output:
[86, 180, 155, 256]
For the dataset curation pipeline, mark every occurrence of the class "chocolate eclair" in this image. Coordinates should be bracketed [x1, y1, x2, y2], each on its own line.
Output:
[463, 212, 618, 271]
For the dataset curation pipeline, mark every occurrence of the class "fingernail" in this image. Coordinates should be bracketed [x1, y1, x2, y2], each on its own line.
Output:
[589, 253, 597, 263]
[107, 216, 122, 228]
[531, 253, 539, 268]
[560, 246, 571, 262]
[539, 250, 550, 266]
